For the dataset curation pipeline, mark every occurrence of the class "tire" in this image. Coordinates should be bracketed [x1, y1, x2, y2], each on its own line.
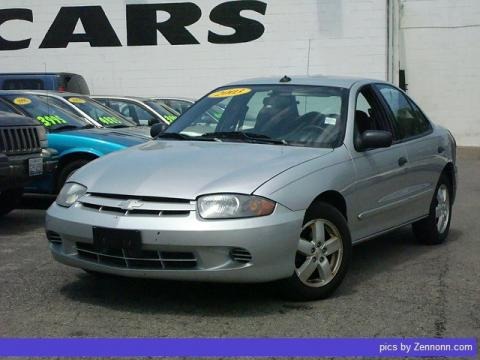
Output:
[279, 202, 352, 301]
[0, 188, 24, 217]
[57, 159, 92, 192]
[412, 174, 452, 245]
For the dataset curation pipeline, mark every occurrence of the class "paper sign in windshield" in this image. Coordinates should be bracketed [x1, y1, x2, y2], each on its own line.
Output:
[208, 88, 252, 98]
[13, 97, 32, 106]
[36, 115, 68, 127]
[68, 97, 86, 104]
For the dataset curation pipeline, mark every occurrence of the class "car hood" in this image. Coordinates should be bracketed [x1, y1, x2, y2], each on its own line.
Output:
[72, 140, 332, 200]
[63, 128, 148, 146]
[105, 126, 151, 139]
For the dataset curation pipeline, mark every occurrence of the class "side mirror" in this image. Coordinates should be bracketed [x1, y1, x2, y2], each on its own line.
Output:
[357, 130, 393, 151]
[148, 118, 160, 126]
[150, 122, 168, 138]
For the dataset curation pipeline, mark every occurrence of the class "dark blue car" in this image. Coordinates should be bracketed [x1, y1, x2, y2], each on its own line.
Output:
[0, 92, 148, 193]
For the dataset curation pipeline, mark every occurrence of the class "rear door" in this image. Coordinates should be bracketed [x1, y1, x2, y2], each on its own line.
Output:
[374, 84, 442, 220]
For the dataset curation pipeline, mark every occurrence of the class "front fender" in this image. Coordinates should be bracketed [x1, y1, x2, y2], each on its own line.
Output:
[254, 147, 355, 214]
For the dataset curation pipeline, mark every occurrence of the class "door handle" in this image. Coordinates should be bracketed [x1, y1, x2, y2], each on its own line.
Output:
[438, 146, 445, 153]
[398, 157, 408, 167]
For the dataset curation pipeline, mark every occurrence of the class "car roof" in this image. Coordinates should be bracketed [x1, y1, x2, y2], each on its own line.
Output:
[91, 95, 149, 101]
[225, 75, 386, 89]
[0, 72, 81, 76]
[0, 90, 86, 97]
[153, 97, 195, 102]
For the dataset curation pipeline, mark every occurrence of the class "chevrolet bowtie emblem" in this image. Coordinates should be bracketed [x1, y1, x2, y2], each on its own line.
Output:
[118, 199, 144, 211]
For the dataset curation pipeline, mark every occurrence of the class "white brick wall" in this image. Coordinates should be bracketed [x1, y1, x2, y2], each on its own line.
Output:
[0, 0, 388, 98]
[401, 0, 480, 146]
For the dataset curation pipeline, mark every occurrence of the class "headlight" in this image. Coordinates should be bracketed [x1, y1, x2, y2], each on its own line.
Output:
[197, 194, 275, 219]
[56, 183, 87, 208]
[36, 126, 48, 148]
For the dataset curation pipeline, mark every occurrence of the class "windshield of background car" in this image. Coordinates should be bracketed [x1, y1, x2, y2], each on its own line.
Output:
[166, 85, 348, 148]
[1, 94, 89, 131]
[144, 100, 179, 124]
[62, 96, 136, 128]
[157, 99, 193, 114]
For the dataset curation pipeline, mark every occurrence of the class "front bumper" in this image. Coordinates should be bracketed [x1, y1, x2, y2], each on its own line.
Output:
[46, 202, 305, 283]
[0, 149, 58, 189]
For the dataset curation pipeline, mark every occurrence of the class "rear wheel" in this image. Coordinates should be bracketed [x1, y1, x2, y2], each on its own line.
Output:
[0, 188, 24, 217]
[279, 202, 352, 300]
[413, 174, 452, 245]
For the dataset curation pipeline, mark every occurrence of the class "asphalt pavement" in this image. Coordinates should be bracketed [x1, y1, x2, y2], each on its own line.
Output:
[0, 158, 479, 343]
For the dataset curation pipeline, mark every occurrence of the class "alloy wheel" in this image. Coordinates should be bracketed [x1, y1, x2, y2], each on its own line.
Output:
[435, 184, 450, 234]
[295, 219, 343, 288]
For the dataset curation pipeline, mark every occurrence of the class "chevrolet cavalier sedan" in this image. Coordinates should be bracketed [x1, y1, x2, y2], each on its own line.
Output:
[46, 76, 457, 300]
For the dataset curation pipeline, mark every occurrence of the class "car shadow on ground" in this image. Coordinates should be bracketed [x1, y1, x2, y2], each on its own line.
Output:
[58, 226, 462, 317]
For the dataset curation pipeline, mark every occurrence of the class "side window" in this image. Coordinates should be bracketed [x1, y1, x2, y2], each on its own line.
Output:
[376, 85, 431, 140]
[2, 79, 44, 90]
[354, 87, 389, 137]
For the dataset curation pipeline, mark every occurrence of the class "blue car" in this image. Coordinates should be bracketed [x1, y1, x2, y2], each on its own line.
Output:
[0, 91, 149, 193]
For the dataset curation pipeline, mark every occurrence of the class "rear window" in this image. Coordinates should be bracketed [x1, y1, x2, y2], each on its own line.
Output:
[2, 79, 44, 90]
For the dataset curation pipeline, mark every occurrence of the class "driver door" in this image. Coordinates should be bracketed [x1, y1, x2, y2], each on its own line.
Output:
[349, 85, 411, 241]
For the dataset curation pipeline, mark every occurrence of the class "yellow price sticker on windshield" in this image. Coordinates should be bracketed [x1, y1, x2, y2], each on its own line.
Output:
[68, 97, 86, 104]
[13, 97, 32, 105]
[208, 88, 251, 98]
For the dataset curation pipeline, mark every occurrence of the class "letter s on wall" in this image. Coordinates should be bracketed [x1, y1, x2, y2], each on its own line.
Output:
[209, 0, 267, 44]
[0, 9, 33, 51]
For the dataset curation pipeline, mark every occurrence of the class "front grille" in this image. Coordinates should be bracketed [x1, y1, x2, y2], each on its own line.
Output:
[79, 194, 194, 217]
[76, 242, 197, 270]
[230, 248, 252, 263]
[0, 126, 41, 154]
[46, 231, 62, 244]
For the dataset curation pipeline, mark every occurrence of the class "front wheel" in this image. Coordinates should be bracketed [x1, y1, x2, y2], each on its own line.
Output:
[279, 202, 352, 301]
[412, 174, 452, 245]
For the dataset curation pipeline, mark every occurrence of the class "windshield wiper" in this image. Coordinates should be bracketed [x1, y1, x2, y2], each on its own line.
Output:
[82, 124, 95, 129]
[108, 124, 129, 129]
[156, 132, 217, 142]
[201, 132, 288, 145]
[156, 133, 192, 140]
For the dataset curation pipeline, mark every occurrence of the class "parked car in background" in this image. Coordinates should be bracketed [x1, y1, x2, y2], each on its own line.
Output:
[1, 112, 57, 216]
[0, 91, 148, 193]
[92, 96, 179, 126]
[153, 97, 194, 114]
[28, 91, 151, 138]
[0, 73, 89, 95]
[47, 76, 457, 300]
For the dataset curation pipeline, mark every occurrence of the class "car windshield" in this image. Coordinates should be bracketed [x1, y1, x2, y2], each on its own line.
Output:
[144, 100, 179, 124]
[62, 96, 137, 128]
[156, 99, 193, 114]
[1, 94, 90, 131]
[166, 85, 348, 148]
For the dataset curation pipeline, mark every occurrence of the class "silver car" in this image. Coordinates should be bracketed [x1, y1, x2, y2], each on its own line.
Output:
[46, 76, 457, 300]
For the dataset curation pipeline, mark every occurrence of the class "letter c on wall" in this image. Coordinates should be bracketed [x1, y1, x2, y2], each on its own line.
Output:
[0, 8, 33, 51]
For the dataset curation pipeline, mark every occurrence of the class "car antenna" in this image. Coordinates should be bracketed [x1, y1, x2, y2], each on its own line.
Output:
[280, 75, 291, 83]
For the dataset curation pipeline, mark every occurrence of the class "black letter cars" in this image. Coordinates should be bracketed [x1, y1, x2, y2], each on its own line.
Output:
[0, 1, 267, 50]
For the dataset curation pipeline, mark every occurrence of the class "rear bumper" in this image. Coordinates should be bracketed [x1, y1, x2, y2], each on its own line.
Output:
[46, 202, 305, 283]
